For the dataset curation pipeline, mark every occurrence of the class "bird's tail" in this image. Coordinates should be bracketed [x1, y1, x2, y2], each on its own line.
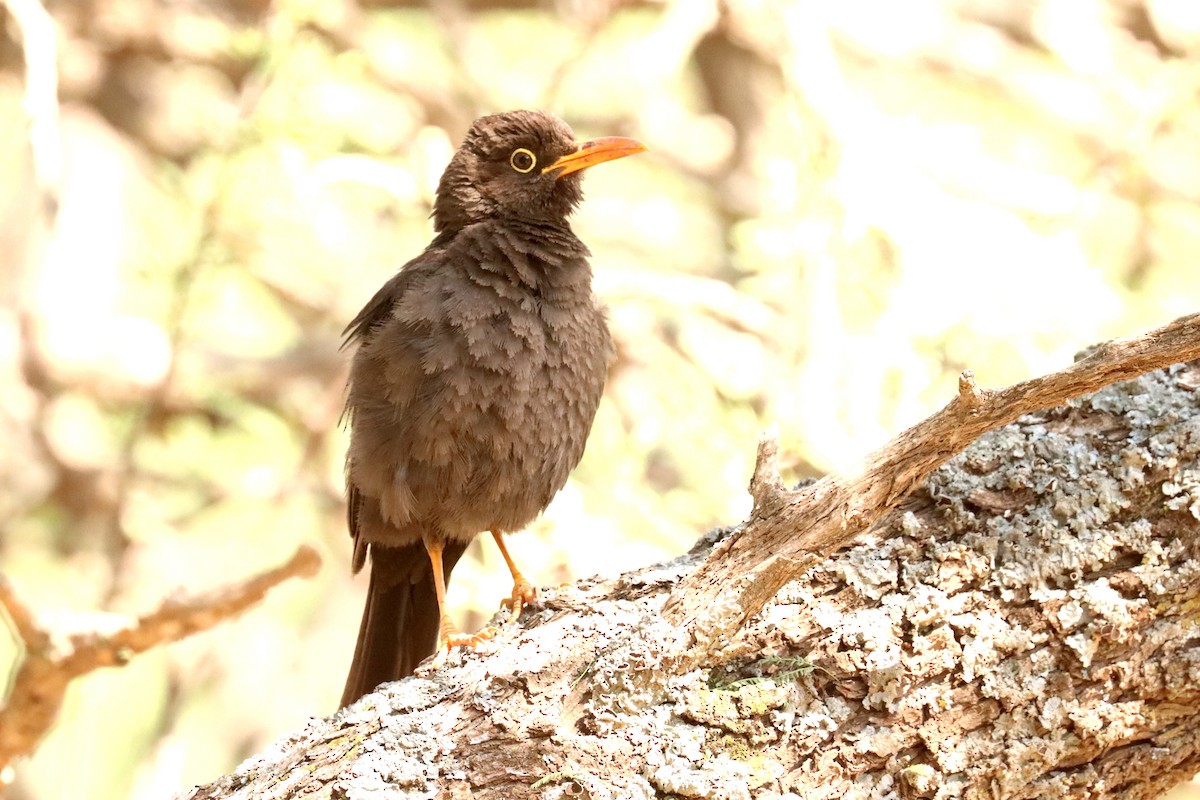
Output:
[339, 540, 468, 708]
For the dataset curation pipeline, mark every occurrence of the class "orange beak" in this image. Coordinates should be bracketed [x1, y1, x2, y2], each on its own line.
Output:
[543, 136, 647, 177]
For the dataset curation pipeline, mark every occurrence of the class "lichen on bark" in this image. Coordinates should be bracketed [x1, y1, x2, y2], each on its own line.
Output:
[179, 362, 1200, 800]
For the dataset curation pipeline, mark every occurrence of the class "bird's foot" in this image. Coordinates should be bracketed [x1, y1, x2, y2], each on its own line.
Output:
[445, 626, 500, 648]
[428, 617, 499, 670]
[501, 579, 538, 623]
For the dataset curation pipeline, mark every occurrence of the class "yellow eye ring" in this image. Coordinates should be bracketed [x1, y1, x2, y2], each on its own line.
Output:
[509, 148, 537, 173]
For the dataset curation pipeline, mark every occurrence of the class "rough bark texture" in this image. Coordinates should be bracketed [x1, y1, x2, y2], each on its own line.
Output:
[664, 313, 1200, 660]
[179, 362, 1200, 800]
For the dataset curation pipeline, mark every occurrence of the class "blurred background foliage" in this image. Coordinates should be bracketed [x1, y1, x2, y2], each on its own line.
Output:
[1, 0, 1199, 797]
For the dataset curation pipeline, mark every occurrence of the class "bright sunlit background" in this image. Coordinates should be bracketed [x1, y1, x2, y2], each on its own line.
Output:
[2, 0, 1200, 798]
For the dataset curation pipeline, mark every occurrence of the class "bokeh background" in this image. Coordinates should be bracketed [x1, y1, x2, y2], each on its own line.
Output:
[2, 0, 1199, 797]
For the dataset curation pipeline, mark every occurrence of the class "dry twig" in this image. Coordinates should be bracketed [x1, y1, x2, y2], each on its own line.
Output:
[0, 545, 321, 772]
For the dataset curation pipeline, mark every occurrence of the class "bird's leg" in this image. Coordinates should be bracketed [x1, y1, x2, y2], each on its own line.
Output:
[491, 531, 537, 623]
[425, 538, 496, 669]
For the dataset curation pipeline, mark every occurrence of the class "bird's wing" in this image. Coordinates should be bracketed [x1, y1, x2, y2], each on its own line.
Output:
[343, 253, 441, 567]
[343, 263, 412, 349]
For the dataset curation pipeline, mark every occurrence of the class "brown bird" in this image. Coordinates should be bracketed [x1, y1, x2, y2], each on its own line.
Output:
[339, 110, 646, 707]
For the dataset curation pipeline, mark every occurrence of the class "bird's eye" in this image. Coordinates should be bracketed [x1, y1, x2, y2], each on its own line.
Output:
[509, 148, 537, 173]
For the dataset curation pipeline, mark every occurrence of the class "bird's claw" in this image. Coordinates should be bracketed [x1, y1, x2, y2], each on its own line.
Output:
[501, 580, 538, 623]
[426, 619, 499, 670]
[444, 626, 499, 648]
[422, 580, 537, 674]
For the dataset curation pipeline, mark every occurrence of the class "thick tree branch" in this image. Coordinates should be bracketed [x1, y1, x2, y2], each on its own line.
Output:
[662, 312, 1200, 657]
[177, 316, 1200, 800]
[0, 545, 321, 771]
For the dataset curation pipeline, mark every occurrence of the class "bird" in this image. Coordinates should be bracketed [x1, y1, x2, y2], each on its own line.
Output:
[339, 110, 646, 707]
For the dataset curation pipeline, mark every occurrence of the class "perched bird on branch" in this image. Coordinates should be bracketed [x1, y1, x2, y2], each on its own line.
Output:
[339, 110, 646, 707]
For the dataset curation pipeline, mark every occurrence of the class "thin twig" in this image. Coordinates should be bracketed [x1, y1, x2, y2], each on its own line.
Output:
[0, 545, 321, 772]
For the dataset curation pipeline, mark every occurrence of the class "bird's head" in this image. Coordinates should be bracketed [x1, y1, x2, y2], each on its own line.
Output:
[432, 110, 646, 234]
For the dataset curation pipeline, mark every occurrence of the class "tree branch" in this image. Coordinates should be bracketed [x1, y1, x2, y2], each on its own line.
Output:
[175, 355, 1200, 798]
[661, 312, 1200, 658]
[0, 545, 321, 772]
[2, 0, 62, 209]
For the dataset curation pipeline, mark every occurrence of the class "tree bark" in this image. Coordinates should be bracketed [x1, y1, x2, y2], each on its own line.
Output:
[179, 357, 1200, 800]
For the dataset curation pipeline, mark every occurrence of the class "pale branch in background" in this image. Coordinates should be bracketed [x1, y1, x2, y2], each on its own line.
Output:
[2, 0, 62, 206]
[0, 545, 321, 773]
[662, 311, 1200, 656]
